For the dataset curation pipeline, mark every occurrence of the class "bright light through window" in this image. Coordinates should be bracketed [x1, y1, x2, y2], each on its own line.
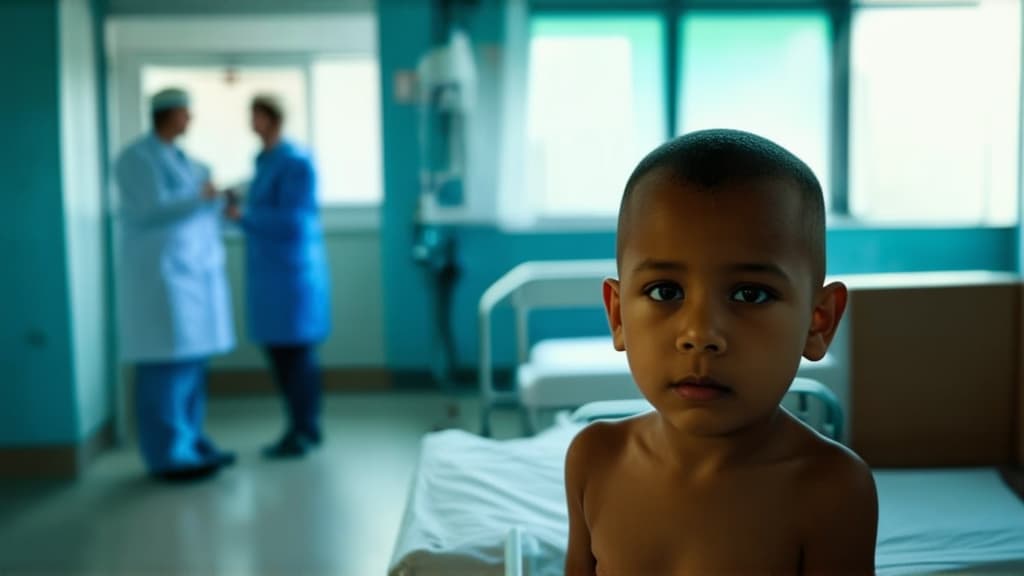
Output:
[526, 16, 666, 218]
[143, 58, 383, 206]
[312, 57, 383, 206]
[850, 1, 1020, 224]
[142, 66, 307, 192]
[678, 12, 831, 208]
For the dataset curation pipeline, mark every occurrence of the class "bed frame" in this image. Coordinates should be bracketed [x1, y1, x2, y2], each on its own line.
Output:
[477, 259, 848, 437]
[479, 262, 1023, 466]
[478, 259, 614, 436]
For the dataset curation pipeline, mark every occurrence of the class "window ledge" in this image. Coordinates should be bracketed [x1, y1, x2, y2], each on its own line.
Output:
[497, 215, 618, 234]
[321, 204, 380, 233]
[826, 215, 1017, 230]
[494, 213, 1017, 234]
[221, 204, 380, 241]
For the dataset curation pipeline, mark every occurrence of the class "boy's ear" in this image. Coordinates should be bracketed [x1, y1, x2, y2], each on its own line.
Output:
[603, 278, 626, 351]
[803, 281, 848, 361]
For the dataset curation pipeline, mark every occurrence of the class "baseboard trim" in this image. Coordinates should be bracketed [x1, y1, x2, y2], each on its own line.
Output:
[208, 368, 394, 395]
[207, 368, 513, 396]
[0, 420, 114, 480]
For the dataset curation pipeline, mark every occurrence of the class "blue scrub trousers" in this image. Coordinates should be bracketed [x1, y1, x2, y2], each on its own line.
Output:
[266, 345, 322, 439]
[135, 359, 220, 473]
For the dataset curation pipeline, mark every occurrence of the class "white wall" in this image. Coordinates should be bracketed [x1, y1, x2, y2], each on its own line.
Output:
[60, 0, 109, 439]
[211, 230, 386, 369]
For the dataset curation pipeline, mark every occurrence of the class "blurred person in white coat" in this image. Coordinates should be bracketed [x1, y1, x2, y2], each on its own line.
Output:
[114, 88, 236, 481]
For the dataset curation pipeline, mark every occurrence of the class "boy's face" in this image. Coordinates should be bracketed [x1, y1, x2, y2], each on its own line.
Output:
[604, 171, 845, 437]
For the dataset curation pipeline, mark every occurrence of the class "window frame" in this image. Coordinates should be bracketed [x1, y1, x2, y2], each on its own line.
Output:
[524, 0, 1021, 227]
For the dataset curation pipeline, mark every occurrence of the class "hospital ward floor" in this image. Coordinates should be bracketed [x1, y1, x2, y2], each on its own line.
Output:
[0, 391, 528, 576]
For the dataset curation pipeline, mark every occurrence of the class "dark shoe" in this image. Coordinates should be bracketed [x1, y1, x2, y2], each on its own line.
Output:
[303, 429, 323, 447]
[262, 432, 313, 459]
[196, 438, 236, 468]
[154, 461, 220, 482]
[209, 450, 238, 468]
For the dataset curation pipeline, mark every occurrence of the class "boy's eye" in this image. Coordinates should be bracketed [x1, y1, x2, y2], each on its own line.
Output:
[731, 286, 773, 304]
[646, 283, 684, 302]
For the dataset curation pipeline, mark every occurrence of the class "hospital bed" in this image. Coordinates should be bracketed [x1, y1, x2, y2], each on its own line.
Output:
[388, 392, 1024, 576]
[393, 269, 1024, 575]
[477, 260, 845, 437]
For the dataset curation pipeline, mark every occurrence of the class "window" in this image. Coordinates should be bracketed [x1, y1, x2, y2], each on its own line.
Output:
[312, 57, 383, 206]
[512, 1, 1021, 227]
[677, 12, 831, 208]
[849, 1, 1020, 224]
[141, 56, 383, 206]
[525, 15, 667, 218]
[142, 66, 307, 192]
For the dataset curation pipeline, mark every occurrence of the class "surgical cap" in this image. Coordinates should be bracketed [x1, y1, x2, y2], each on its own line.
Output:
[150, 88, 190, 113]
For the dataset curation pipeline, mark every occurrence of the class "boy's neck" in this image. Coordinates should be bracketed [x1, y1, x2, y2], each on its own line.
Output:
[652, 407, 789, 477]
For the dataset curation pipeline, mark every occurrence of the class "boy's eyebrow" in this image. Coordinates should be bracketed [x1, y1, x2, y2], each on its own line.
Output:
[632, 258, 685, 273]
[632, 259, 792, 282]
[729, 262, 792, 283]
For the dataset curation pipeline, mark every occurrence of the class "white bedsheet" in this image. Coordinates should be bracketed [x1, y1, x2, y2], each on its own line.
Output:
[874, 469, 1024, 575]
[388, 422, 583, 576]
[389, 423, 1024, 576]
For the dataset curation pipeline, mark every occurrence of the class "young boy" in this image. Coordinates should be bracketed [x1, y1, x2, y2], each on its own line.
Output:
[564, 129, 878, 574]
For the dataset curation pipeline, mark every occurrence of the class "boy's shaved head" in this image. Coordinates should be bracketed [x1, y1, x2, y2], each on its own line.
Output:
[618, 129, 826, 285]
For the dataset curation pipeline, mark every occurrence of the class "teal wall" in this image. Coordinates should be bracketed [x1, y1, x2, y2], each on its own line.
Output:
[0, 0, 78, 445]
[379, 0, 438, 370]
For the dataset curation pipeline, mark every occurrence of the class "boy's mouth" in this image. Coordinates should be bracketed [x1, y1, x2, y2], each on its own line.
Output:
[670, 376, 733, 401]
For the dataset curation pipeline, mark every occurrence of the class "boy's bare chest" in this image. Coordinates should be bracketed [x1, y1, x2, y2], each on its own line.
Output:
[585, 463, 805, 575]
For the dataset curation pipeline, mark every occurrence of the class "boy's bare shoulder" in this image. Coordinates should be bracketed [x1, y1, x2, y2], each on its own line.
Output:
[785, 418, 879, 570]
[799, 424, 873, 487]
[567, 414, 639, 455]
[788, 419, 878, 525]
[565, 414, 651, 475]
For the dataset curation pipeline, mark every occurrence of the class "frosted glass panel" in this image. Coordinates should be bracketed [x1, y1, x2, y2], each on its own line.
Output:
[849, 2, 1020, 224]
[526, 15, 667, 217]
[311, 57, 383, 205]
[678, 12, 831, 206]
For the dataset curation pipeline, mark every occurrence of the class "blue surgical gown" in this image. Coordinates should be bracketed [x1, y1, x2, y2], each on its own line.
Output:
[240, 140, 331, 345]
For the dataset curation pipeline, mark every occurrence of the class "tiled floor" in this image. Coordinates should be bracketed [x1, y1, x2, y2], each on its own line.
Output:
[0, 392, 526, 576]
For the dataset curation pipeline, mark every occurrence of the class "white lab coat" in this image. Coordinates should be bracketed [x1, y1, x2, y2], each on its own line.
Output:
[114, 134, 234, 362]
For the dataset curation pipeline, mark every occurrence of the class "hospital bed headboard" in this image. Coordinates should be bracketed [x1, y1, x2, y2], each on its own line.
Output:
[840, 272, 1022, 468]
[479, 262, 1024, 465]
[479, 259, 615, 362]
[478, 259, 616, 408]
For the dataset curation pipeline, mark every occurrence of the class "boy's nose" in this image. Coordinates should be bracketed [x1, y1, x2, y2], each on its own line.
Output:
[678, 333, 727, 354]
[676, 305, 728, 354]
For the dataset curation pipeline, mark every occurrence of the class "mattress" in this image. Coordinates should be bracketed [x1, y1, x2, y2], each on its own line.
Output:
[388, 422, 582, 576]
[874, 469, 1024, 575]
[389, 423, 1024, 576]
